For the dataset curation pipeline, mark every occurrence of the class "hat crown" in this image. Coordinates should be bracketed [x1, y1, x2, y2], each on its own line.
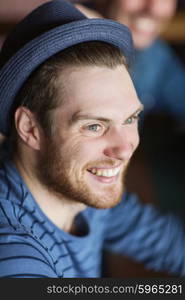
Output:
[0, 0, 86, 67]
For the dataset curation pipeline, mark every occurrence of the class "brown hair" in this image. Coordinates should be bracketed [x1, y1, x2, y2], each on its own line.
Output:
[11, 41, 127, 139]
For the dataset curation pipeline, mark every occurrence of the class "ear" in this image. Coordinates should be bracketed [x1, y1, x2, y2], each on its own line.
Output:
[14, 107, 41, 150]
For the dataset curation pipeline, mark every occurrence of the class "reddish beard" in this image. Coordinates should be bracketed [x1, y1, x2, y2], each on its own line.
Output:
[36, 138, 129, 209]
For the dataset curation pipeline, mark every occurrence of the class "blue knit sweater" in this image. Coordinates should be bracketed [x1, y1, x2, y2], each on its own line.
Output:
[0, 159, 185, 277]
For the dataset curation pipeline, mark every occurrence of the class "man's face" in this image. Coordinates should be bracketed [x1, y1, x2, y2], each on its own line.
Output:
[103, 0, 177, 49]
[37, 65, 142, 209]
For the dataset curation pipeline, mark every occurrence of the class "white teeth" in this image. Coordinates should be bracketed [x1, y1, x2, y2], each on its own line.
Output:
[97, 170, 102, 176]
[91, 168, 97, 174]
[89, 167, 120, 177]
[135, 18, 156, 32]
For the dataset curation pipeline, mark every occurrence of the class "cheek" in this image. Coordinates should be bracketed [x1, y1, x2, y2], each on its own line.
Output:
[134, 132, 140, 150]
[77, 138, 104, 159]
[151, 0, 176, 19]
[63, 140, 82, 160]
[129, 125, 140, 151]
[62, 136, 101, 166]
[122, 0, 146, 13]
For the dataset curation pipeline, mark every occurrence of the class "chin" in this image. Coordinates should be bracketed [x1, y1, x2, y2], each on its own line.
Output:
[92, 196, 122, 209]
[83, 185, 124, 209]
[133, 33, 157, 49]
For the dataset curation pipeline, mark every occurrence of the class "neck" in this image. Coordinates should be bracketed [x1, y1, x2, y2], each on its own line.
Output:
[13, 151, 86, 233]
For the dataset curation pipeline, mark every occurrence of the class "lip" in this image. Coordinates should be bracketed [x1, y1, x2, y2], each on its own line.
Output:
[132, 26, 156, 38]
[87, 164, 122, 170]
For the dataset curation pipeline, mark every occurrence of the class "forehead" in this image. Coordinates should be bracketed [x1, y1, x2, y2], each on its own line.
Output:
[123, 0, 177, 7]
[122, 0, 177, 15]
[56, 65, 141, 120]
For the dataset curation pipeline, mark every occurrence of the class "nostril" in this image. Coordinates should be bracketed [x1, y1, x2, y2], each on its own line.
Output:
[103, 144, 134, 161]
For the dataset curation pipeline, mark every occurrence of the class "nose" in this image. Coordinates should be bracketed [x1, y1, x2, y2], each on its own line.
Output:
[103, 126, 139, 161]
[123, 0, 146, 13]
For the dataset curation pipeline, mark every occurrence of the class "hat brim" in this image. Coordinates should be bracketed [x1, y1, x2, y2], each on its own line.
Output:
[0, 18, 133, 135]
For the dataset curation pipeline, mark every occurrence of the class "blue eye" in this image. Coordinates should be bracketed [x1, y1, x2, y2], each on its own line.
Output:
[87, 124, 101, 132]
[125, 117, 134, 124]
[81, 123, 105, 137]
[125, 115, 140, 125]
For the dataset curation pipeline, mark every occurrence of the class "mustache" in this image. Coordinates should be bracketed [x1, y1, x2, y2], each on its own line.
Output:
[85, 159, 122, 169]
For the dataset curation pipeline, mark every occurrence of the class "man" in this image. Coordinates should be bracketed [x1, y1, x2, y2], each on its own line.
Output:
[0, 0, 185, 278]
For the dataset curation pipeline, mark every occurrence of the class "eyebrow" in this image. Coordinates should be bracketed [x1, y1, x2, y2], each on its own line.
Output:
[71, 105, 144, 124]
[126, 105, 144, 119]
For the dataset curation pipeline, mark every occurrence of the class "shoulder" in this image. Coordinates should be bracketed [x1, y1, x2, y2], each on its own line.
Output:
[140, 39, 178, 63]
[0, 223, 59, 277]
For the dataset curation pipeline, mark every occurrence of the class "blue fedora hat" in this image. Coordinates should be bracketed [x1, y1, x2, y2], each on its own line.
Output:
[0, 0, 134, 136]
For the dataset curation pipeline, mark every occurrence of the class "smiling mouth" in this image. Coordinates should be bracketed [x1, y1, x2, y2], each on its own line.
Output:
[87, 166, 121, 178]
[132, 17, 157, 35]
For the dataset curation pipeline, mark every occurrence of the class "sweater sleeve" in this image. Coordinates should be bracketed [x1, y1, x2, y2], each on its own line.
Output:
[103, 192, 185, 276]
[0, 225, 59, 278]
